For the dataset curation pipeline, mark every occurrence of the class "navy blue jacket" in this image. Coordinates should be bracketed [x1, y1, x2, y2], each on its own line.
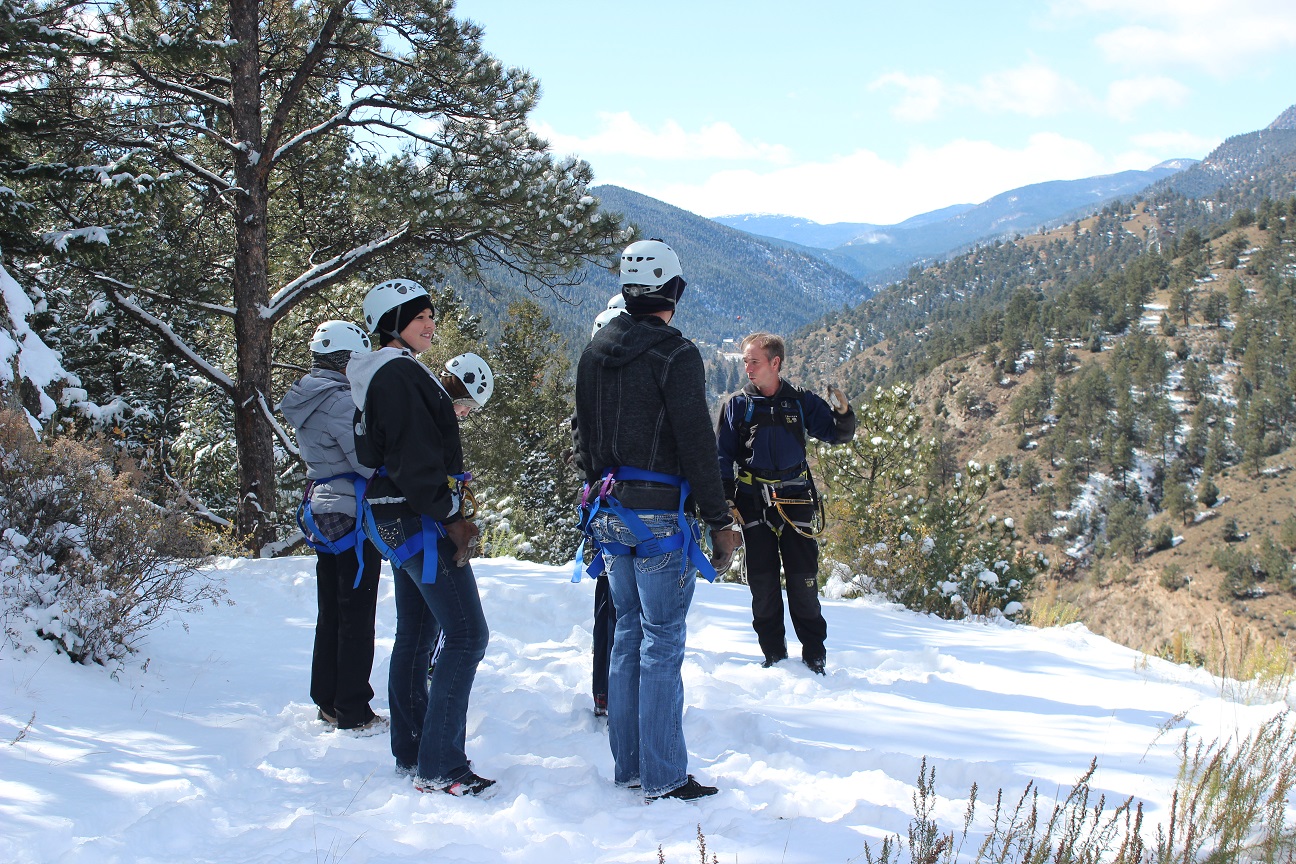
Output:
[716, 381, 856, 497]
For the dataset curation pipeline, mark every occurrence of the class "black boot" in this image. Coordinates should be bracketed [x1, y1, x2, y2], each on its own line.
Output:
[647, 775, 718, 801]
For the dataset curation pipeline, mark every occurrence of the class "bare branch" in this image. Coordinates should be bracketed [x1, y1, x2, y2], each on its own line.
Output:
[162, 462, 232, 529]
[260, 391, 300, 459]
[122, 281, 237, 317]
[119, 57, 232, 111]
[262, 4, 347, 168]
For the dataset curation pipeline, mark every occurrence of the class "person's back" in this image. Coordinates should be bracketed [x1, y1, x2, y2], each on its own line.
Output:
[576, 313, 724, 515]
[573, 239, 741, 803]
[282, 369, 366, 481]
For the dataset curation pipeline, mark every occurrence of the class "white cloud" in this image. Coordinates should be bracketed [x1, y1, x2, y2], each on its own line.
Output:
[1116, 129, 1222, 168]
[1105, 76, 1191, 121]
[1064, 0, 1296, 74]
[965, 63, 1090, 117]
[533, 113, 792, 164]
[871, 62, 1090, 121]
[643, 133, 1130, 225]
[869, 72, 946, 122]
[1127, 130, 1219, 153]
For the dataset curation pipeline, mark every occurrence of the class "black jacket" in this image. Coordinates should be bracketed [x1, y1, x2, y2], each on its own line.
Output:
[575, 313, 730, 530]
[347, 347, 464, 524]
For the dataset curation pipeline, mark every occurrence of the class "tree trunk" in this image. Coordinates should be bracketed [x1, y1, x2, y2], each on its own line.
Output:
[229, 0, 276, 552]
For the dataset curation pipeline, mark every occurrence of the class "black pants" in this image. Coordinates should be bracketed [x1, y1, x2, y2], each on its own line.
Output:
[311, 541, 382, 728]
[736, 492, 827, 663]
[591, 571, 616, 707]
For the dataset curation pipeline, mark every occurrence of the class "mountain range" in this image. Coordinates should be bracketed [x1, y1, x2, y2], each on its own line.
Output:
[463, 104, 1296, 370]
[459, 185, 870, 356]
[714, 160, 1196, 283]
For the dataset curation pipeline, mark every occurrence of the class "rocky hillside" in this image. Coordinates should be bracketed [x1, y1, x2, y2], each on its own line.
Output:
[782, 106, 1296, 668]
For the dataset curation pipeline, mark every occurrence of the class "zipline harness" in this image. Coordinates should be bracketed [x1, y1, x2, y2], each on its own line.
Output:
[571, 466, 718, 584]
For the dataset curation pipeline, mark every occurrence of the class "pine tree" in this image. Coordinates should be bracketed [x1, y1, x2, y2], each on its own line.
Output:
[462, 300, 581, 564]
[8, 0, 627, 550]
[818, 384, 1045, 619]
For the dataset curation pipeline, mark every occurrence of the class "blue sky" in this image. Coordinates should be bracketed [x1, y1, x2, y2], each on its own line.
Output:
[452, 0, 1296, 225]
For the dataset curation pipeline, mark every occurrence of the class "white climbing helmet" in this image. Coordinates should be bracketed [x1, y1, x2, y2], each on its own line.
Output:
[591, 307, 625, 339]
[309, 320, 370, 354]
[619, 239, 683, 293]
[445, 352, 494, 408]
[606, 292, 626, 311]
[362, 279, 429, 334]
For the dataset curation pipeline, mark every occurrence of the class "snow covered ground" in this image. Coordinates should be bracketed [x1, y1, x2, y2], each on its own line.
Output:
[1, 555, 1287, 863]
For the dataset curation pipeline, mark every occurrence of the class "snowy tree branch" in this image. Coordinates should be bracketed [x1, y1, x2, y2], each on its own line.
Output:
[163, 462, 233, 529]
[117, 281, 237, 317]
[95, 275, 237, 393]
[259, 391, 300, 459]
[265, 223, 412, 319]
[119, 57, 232, 112]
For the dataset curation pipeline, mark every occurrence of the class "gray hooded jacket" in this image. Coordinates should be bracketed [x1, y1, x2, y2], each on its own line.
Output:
[574, 313, 730, 529]
[280, 369, 373, 517]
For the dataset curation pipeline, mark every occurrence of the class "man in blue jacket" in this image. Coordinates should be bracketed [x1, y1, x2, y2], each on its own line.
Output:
[717, 333, 856, 675]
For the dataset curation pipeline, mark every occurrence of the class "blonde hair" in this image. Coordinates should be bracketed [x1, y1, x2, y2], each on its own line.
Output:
[740, 332, 785, 365]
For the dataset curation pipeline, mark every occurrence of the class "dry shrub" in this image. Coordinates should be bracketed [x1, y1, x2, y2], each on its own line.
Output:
[0, 410, 224, 664]
[864, 718, 1296, 864]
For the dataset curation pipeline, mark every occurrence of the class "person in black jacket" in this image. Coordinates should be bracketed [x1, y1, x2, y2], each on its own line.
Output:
[347, 279, 493, 798]
[575, 239, 742, 802]
[716, 332, 856, 675]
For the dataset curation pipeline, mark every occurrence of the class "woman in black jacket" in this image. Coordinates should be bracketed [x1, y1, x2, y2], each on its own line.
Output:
[348, 279, 493, 797]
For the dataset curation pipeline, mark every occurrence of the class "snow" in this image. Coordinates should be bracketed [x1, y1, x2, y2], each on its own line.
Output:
[0, 261, 79, 429]
[1, 555, 1287, 863]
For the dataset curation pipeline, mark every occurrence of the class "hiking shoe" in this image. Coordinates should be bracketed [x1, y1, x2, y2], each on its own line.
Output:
[415, 771, 497, 797]
[395, 764, 416, 779]
[317, 707, 338, 726]
[804, 656, 826, 675]
[761, 653, 787, 668]
[647, 775, 718, 802]
[593, 694, 609, 717]
[340, 713, 389, 737]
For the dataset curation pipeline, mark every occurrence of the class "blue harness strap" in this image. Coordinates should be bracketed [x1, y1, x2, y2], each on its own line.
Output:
[297, 473, 367, 556]
[571, 466, 717, 584]
[356, 466, 449, 586]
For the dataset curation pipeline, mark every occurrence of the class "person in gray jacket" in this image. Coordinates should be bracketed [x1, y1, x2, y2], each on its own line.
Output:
[280, 320, 386, 734]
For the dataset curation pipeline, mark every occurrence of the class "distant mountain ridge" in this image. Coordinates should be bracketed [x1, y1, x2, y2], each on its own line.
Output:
[454, 185, 869, 360]
[1148, 125, 1296, 203]
[715, 162, 1194, 283]
[1268, 105, 1296, 130]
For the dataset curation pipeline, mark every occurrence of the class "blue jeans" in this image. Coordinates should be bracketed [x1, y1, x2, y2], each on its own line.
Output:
[591, 510, 698, 798]
[387, 535, 488, 784]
